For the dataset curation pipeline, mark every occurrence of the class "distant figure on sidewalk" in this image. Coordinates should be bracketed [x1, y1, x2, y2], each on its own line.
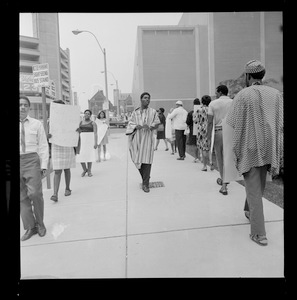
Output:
[96, 110, 109, 162]
[77, 109, 98, 177]
[126, 92, 160, 193]
[48, 100, 78, 202]
[225, 60, 283, 246]
[20, 95, 49, 241]
[165, 108, 177, 155]
[168, 100, 188, 160]
[194, 95, 212, 171]
[155, 108, 169, 151]
[207, 85, 233, 195]
[191, 98, 202, 162]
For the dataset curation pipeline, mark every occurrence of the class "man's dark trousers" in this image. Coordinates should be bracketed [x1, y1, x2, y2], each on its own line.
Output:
[175, 129, 186, 158]
[138, 163, 151, 187]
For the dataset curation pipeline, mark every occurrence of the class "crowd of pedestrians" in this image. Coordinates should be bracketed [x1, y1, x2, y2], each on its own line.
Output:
[125, 59, 283, 246]
[20, 59, 283, 247]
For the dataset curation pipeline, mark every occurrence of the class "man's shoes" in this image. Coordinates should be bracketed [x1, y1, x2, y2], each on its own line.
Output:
[250, 234, 268, 246]
[21, 227, 38, 241]
[50, 195, 58, 202]
[37, 225, 47, 237]
[142, 185, 150, 193]
[177, 157, 184, 160]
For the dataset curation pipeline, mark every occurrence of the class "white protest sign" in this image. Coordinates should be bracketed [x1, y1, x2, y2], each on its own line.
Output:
[49, 102, 81, 147]
[95, 120, 108, 145]
[32, 63, 50, 87]
[222, 118, 243, 182]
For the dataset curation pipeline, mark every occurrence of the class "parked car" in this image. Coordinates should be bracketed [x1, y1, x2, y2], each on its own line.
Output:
[109, 117, 128, 128]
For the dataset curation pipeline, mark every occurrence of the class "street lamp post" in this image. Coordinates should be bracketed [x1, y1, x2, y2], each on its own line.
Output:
[101, 70, 119, 116]
[72, 29, 109, 123]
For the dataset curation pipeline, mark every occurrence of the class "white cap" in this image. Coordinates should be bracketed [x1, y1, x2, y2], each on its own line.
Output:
[176, 100, 183, 106]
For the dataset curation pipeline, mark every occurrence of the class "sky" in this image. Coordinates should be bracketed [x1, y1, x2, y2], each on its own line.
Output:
[19, 12, 183, 110]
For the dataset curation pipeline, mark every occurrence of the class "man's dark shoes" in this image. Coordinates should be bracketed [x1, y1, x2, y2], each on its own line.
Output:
[142, 185, 150, 193]
[21, 227, 38, 241]
[177, 157, 184, 160]
[37, 225, 47, 237]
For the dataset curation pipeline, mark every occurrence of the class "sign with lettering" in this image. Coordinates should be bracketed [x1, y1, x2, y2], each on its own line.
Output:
[32, 63, 50, 87]
[20, 73, 39, 93]
[20, 73, 56, 99]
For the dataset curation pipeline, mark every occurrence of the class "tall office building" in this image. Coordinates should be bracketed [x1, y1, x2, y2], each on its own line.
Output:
[132, 25, 199, 113]
[132, 12, 283, 112]
[178, 12, 283, 93]
[20, 13, 72, 120]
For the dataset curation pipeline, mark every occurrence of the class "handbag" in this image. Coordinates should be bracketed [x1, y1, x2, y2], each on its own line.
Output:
[157, 123, 164, 131]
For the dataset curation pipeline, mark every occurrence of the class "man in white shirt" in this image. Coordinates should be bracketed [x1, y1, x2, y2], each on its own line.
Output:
[168, 100, 188, 160]
[20, 95, 49, 241]
[207, 85, 233, 195]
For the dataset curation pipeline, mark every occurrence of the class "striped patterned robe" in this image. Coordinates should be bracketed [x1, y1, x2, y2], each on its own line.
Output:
[226, 84, 283, 177]
[126, 107, 160, 169]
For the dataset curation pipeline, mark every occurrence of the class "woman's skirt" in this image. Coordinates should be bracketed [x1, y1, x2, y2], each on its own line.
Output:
[76, 132, 96, 163]
[51, 144, 76, 170]
[156, 130, 166, 140]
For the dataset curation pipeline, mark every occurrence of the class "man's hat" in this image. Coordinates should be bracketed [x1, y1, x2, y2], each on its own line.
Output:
[245, 60, 265, 74]
[176, 100, 183, 105]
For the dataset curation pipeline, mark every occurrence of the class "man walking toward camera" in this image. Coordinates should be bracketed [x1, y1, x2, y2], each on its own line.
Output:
[225, 60, 283, 246]
[20, 95, 49, 241]
[126, 92, 160, 193]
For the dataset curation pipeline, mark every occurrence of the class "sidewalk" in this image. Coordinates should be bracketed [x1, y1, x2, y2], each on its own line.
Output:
[20, 130, 284, 278]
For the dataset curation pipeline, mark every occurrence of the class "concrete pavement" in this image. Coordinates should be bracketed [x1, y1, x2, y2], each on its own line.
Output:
[20, 129, 284, 278]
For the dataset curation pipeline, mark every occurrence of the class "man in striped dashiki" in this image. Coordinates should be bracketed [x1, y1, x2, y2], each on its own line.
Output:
[226, 60, 283, 246]
[126, 92, 160, 193]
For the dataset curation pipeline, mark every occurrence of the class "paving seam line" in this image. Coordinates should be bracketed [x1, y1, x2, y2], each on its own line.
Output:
[21, 219, 283, 248]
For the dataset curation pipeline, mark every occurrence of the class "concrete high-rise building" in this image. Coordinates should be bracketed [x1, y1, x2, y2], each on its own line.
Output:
[132, 25, 199, 113]
[178, 12, 283, 93]
[19, 13, 73, 120]
[132, 12, 283, 112]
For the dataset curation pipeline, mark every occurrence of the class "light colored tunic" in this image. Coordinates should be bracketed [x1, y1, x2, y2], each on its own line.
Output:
[126, 107, 160, 169]
[225, 84, 283, 177]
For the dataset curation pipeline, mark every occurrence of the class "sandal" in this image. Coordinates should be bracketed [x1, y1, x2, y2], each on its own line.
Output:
[50, 195, 58, 202]
[201, 167, 207, 171]
[210, 163, 215, 171]
[250, 234, 268, 246]
[88, 172, 93, 177]
[219, 187, 228, 195]
[64, 189, 72, 196]
[217, 178, 223, 185]
[81, 170, 87, 177]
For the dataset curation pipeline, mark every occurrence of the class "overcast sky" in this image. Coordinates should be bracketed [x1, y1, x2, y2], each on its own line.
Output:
[20, 12, 183, 110]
